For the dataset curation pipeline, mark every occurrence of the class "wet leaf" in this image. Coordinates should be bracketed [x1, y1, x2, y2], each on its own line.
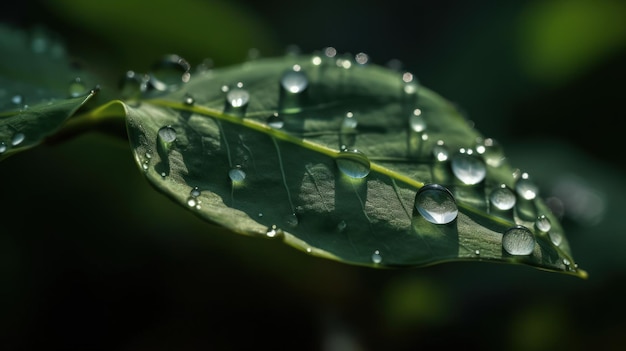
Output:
[120, 51, 586, 278]
[0, 24, 99, 160]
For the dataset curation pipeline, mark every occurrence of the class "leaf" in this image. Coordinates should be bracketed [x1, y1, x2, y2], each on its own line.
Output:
[0, 24, 100, 160]
[120, 51, 586, 278]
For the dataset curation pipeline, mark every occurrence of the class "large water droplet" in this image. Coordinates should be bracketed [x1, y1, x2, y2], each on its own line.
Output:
[149, 54, 191, 91]
[414, 184, 458, 224]
[489, 184, 517, 210]
[502, 225, 535, 255]
[335, 149, 371, 179]
[451, 150, 486, 185]
[280, 65, 309, 94]
[515, 172, 539, 200]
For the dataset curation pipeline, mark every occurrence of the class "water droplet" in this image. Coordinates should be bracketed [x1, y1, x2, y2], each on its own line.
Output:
[337, 220, 347, 232]
[267, 112, 284, 129]
[489, 184, 517, 210]
[190, 186, 201, 197]
[187, 197, 198, 207]
[149, 54, 191, 91]
[549, 230, 563, 246]
[11, 94, 23, 105]
[0, 142, 6, 154]
[475, 249, 481, 255]
[402, 72, 418, 94]
[265, 225, 284, 239]
[11, 133, 25, 146]
[502, 225, 535, 255]
[409, 108, 426, 132]
[451, 150, 486, 185]
[414, 184, 458, 224]
[225, 86, 250, 116]
[335, 149, 371, 179]
[371, 250, 382, 264]
[228, 166, 246, 183]
[183, 93, 195, 105]
[68, 77, 87, 97]
[324, 46, 337, 58]
[119, 70, 148, 99]
[158, 125, 177, 143]
[515, 173, 539, 200]
[280, 66, 309, 94]
[535, 215, 552, 232]
[355, 52, 369, 65]
[476, 137, 505, 167]
[340, 112, 358, 149]
[432, 140, 449, 162]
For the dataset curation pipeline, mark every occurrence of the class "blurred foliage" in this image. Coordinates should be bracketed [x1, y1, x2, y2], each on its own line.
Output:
[1, 0, 625, 350]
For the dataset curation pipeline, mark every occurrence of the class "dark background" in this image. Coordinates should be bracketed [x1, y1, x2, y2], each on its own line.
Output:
[1, 1, 625, 350]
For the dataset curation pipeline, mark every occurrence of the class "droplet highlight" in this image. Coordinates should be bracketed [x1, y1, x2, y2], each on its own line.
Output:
[414, 184, 458, 224]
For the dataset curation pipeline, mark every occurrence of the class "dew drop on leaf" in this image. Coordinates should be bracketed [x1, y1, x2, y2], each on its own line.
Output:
[451, 150, 486, 185]
[335, 148, 371, 179]
[409, 108, 426, 132]
[0, 142, 6, 153]
[225, 87, 250, 116]
[280, 65, 308, 94]
[489, 184, 517, 211]
[68, 77, 86, 97]
[535, 214, 552, 232]
[432, 140, 449, 162]
[371, 250, 382, 264]
[267, 112, 284, 129]
[228, 166, 246, 183]
[515, 172, 539, 200]
[149, 54, 191, 91]
[502, 225, 535, 255]
[414, 184, 458, 224]
[157, 125, 177, 143]
[549, 230, 563, 246]
[11, 133, 25, 146]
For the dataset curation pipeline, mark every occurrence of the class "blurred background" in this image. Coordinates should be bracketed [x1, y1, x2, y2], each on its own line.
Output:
[1, 0, 625, 350]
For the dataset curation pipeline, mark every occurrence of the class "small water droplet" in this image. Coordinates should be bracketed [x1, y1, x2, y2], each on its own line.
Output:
[402, 72, 418, 94]
[183, 93, 195, 105]
[414, 184, 458, 224]
[340, 111, 358, 149]
[0, 142, 6, 154]
[451, 150, 487, 185]
[324, 47, 337, 58]
[489, 184, 517, 210]
[409, 108, 426, 132]
[535, 214, 552, 232]
[502, 225, 535, 255]
[335, 149, 371, 179]
[11, 133, 25, 146]
[68, 77, 87, 97]
[515, 173, 539, 200]
[475, 249, 481, 255]
[355, 52, 369, 65]
[284, 213, 299, 227]
[11, 94, 23, 105]
[432, 140, 449, 162]
[267, 112, 284, 129]
[337, 220, 347, 232]
[477, 137, 505, 167]
[158, 125, 177, 143]
[549, 230, 563, 246]
[280, 66, 309, 94]
[228, 166, 246, 183]
[265, 225, 284, 239]
[225, 86, 250, 116]
[190, 186, 201, 197]
[149, 54, 191, 91]
[187, 197, 198, 207]
[371, 250, 382, 264]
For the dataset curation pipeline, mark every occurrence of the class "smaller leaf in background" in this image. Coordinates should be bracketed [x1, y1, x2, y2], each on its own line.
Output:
[0, 24, 100, 160]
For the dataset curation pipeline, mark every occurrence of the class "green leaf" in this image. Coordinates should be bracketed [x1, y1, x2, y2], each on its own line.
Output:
[120, 52, 586, 278]
[0, 24, 99, 160]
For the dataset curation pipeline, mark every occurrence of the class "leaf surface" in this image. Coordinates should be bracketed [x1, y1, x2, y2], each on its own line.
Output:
[121, 52, 586, 278]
